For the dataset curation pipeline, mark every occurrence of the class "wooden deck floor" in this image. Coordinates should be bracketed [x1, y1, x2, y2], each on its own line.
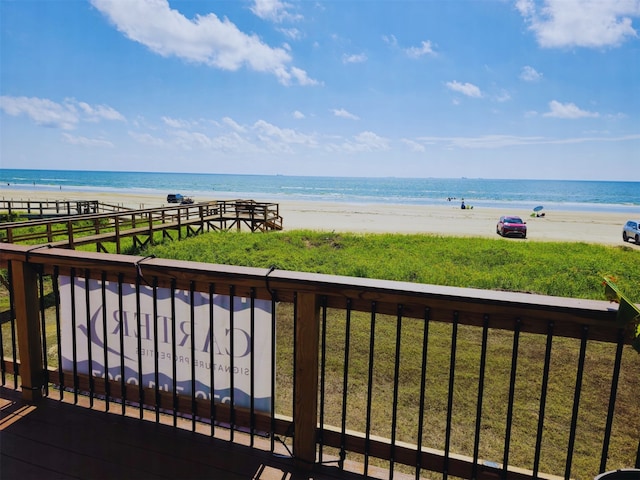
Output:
[0, 387, 405, 480]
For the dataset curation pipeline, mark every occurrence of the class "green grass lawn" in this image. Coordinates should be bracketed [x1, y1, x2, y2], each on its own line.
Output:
[143, 229, 640, 300]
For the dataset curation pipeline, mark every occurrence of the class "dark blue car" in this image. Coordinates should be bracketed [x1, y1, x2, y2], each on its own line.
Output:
[167, 193, 184, 203]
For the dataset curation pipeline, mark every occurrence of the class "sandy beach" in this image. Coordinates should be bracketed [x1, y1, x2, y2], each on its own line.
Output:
[1, 187, 637, 246]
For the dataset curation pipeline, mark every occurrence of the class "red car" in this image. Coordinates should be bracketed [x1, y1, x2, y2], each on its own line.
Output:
[497, 216, 527, 238]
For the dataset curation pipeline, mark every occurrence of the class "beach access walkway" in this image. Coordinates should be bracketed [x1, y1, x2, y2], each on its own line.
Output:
[0, 199, 283, 252]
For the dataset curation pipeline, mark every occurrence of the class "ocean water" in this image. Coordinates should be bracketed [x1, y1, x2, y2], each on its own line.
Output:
[1, 168, 638, 214]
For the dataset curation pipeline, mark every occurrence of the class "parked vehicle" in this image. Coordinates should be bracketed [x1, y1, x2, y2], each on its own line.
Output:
[496, 216, 527, 238]
[181, 197, 194, 204]
[622, 220, 640, 244]
[167, 193, 184, 203]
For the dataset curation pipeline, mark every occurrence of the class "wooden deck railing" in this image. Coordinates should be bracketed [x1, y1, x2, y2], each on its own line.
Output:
[0, 199, 104, 218]
[1, 243, 638, 479]
[0, 200, 283, 252]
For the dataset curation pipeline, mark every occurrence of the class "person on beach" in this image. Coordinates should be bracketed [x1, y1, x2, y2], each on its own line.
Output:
[461, 199, 466, 209]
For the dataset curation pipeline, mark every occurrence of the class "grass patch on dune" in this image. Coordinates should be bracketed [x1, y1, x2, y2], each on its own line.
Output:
[143, 229, 640, 300]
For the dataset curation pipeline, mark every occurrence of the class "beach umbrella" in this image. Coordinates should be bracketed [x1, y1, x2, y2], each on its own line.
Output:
[533, 205, 544, 212]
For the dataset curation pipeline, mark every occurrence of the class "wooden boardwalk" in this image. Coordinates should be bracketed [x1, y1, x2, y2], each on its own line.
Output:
[0, 199, 283, 252]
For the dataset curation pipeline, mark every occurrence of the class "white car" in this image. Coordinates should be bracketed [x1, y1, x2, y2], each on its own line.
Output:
[622, 220, 640, 244]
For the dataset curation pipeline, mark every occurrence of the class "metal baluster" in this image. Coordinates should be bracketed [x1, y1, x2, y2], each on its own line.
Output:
[503, 318, 521, 478]
[70, 268, 78, 404]
[118, 273, 126, 415]
[38, 269, 49, 396]
[444, 311, 459, 480]
[84, 269, 93, 407]
[53, 267, 64, 399]
[599, 328, 625, 473]
[390, 304, 404, 480]
[533, 321, 555, 477]
[229, 284, 236, 441]
[364, 301, 377, 477]
[8, 262, 18, 389]
[339, 298, 353, 469]
[318, 296, 328, 462]
[101, 272, 110, 411]
[249, 287, 256, 446]
[269, 292, 277, 453]
[471, 315, 490, 480]
[152, 277, 159, 422]
[415, 307, 431, 480]
[171, 278, 178, 426]
[209, 283, 216, 437]
[0, 265, 9, 386]
[292, 291, 298, 438]
[565, 325, 589, 479]
[190, 281, 196, 431]
[136, 275, 144, 419]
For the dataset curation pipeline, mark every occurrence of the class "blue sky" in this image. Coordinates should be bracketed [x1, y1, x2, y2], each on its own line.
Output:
[1, 0, 639, 181]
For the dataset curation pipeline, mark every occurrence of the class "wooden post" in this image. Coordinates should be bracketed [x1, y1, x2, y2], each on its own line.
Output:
[147, 212, 154, 246]
[115, 217, 121, 254]
[293, 292, 321, 470]
[12, 259, 44, 402]
[67, 220, 74, 249]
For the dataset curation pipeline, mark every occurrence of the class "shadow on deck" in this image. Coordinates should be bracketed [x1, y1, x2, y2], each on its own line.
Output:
[0, 387, 402, 480]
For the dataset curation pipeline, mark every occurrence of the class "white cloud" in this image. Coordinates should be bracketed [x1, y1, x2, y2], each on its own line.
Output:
[129, 131, 166, 147]
[414, 133, 640, 149]
[543, 100, 600, 118]
[0, 96, 78, 130]
[250, 0, 302, 23]
[62, 133, 114, 147]
[253, 119, 317, 146]
[431, 134, 547, 148]
[401, 138, 426, 152]
[171, 130, 215, 149]
[516, 0, 640, 48]
[289, 66, 320, 86]
[339, 131, 390, 152]
[495, 90, 512, 102]
[292, 110, 305, 119]
[0, 95, 124, 130]
[520, 65, 543, 82]
[222, 117, 246, 132]
[405, 40, 436, 58]
[90, 0, 316, 86]
[162, 116, 193, 128]
[343, 53, 368, 64]
[445, 81, 482, 98]
[279, 27, 302, 40]
[331, 108, 359, 120]
[77, 102, 125, 122]
[382, 34, 398, 47]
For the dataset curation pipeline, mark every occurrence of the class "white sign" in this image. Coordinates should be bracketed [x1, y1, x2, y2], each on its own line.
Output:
[59, 276, 272, 412]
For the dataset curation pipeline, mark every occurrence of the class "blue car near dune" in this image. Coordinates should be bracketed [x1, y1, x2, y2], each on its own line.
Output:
[167, 193, 184, 203]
